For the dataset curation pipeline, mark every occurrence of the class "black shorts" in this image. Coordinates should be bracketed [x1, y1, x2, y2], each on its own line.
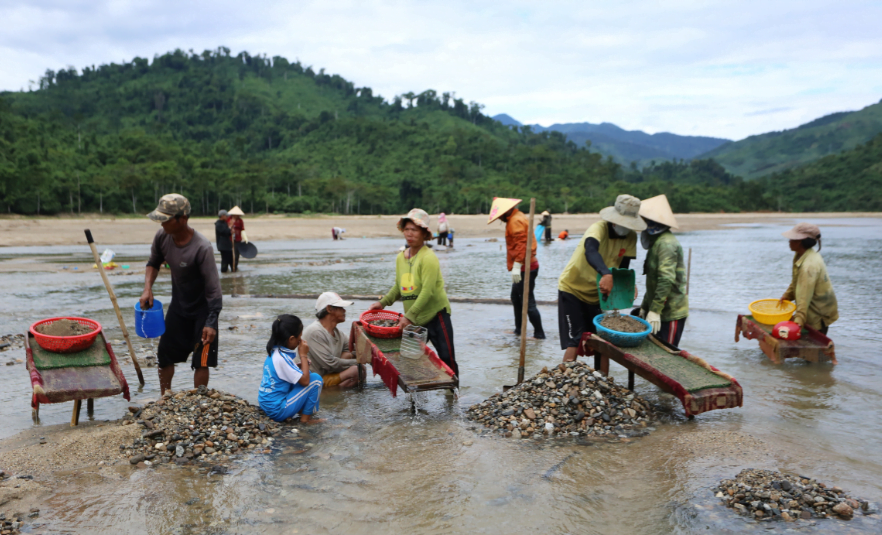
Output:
[157, 306, 218, 369]
[557, 290, 602, 350]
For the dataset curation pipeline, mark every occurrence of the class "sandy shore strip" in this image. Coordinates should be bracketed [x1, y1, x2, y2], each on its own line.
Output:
[1, 212, 879, 248]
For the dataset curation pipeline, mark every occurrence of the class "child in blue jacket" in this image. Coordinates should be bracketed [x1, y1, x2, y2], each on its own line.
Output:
[258, 314, 324, 423]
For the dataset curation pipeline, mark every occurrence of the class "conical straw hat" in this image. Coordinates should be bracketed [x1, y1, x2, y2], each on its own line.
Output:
[639, 194, 678, 229]
[228, 206, 245, 216]
[487, 197, 521, 224]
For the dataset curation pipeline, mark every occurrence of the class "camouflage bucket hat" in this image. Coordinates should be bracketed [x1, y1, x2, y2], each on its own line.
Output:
[148, 194, 191, 222]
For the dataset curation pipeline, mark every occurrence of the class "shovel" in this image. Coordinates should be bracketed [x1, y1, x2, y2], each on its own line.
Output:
[85, 230, 145, 385]
[504, 198, 536, 392]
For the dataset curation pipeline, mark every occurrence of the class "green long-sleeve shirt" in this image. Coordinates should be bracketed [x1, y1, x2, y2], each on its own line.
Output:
[782, 248, 838, 329]
[640, 231, 689, 321]
[380, 246, 451, 326]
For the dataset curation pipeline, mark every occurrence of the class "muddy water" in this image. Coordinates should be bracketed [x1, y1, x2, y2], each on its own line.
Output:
[1, 218, 881, 533]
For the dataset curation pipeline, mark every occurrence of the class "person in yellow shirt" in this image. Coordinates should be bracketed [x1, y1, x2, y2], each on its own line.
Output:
[558, 195, 645, 362]
[779, 223, 838, 334]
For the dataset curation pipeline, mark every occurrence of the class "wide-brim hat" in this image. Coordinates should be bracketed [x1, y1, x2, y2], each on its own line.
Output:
[228, 206, 245, 216]
[599, 194, 647, 232]
[639, 194, 678, 229]
[487, 197, 521, 224]
[397, 208, 432, 237]
[782, 222, 821, 241]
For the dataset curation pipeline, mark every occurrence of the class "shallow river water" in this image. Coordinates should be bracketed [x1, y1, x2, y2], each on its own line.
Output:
[1, 217, 881, 534]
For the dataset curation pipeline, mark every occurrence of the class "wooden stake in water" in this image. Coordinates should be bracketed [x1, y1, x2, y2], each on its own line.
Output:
[517, 198, 536, 385]
[687, 247, 692, 295]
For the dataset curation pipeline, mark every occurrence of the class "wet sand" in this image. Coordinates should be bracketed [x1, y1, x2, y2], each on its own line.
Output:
[1, 212, 878, 247]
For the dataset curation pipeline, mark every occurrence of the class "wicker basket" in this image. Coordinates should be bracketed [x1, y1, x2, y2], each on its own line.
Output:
[359, 310, 404, 339]
[30, 317, 102, 354]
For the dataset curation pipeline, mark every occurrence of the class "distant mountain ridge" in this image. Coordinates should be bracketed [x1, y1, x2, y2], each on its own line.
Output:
[492, 114, 730, 164]
[696, 99, 882, 179]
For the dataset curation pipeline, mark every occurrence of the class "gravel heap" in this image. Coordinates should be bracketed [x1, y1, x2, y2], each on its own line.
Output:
[0, 511, 27, 535]
[716, 469, 876, 521]
[466, 362, 655, 439]
[121, 386, 280, 466]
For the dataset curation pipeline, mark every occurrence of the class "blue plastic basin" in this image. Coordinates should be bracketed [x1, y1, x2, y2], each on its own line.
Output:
[135, 300, 165, 338]
[593, 314, 652, 347]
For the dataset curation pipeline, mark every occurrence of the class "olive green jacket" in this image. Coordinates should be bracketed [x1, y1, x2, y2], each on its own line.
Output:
[782, 248, 838, 329]
[640, 231, 689, 321]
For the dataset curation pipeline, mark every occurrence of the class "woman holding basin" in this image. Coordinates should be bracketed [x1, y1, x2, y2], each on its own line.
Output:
[368, 209, 459, 378]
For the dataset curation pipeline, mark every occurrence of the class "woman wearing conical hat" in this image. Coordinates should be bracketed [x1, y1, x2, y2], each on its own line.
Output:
[227, 206, 247, 272]
[488, 197, 546, 339]
[636, 194, 688, 347]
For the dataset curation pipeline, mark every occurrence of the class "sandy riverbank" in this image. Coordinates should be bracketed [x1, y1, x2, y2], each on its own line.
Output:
[1, 212, 879, 247]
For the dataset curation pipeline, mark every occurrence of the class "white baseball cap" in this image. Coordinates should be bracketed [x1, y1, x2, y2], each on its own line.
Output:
[315, 292, 353, 312]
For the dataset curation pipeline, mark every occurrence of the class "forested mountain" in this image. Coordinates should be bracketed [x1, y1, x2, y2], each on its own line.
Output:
[491, 114, 729, 163]
[698, 100, 882, 179]
[0, 47, 876, 216]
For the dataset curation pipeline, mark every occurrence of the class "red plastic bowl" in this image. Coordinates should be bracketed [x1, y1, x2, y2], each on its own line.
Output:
[30, 317, 102, 354]
[359, 310, 403, 339]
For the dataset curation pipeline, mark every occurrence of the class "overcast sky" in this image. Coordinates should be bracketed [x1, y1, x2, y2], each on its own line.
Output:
[2, 0, 881, 140]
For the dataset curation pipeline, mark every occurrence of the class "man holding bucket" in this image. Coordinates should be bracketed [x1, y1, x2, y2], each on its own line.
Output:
[141, 194, 223, 394]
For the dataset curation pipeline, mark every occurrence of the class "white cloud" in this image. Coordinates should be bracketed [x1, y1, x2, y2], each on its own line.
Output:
[1, 0, 880, 139]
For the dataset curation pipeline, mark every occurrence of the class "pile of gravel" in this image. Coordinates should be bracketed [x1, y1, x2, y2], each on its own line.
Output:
[716, 469, 876, 521]
[466, 362, 655, 439]
[121, 386, 280, 466]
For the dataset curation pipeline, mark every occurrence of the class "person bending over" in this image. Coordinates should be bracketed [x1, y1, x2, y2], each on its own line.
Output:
[259, 315, 324, 424]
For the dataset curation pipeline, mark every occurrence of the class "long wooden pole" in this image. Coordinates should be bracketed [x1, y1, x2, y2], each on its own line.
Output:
[84, 230, 145, 385]
[231, 223, 237, 273]
[517, 198, 536, 385]
[686, 247, 692, 295]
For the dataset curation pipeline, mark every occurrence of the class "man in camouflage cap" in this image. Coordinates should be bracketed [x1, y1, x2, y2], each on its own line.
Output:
[141, 194, 223, 394]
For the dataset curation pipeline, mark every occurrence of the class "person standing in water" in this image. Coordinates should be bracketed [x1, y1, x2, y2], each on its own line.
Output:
[227, 206, 247, 271]
[215, 209, 234, 273]
[141, 194, 223, 394]
[636, 195, 689, 347]
[539, 210, 553, 243]
[779, 223, 838, 334]
[488, 197, 546, 339]
[369, 208, 458, 377]
[437, 213, 450, 246]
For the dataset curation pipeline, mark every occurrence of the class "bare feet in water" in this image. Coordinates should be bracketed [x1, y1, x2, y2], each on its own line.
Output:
[300, 415, 325, 425]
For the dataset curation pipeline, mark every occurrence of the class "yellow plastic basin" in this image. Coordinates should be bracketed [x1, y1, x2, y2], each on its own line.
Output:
[749, 299, 796, 325]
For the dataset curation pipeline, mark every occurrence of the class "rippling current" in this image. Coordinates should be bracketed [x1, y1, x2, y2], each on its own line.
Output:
[0, 217, 880, 534]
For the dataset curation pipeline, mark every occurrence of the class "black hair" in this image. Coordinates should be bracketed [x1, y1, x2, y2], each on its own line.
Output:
[266, 314, 303, 355]
[316, 307, 329, 320]
[801, 237, 819, 251]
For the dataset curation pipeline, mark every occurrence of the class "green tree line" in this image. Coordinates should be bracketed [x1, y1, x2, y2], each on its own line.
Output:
[1, 47, 878, 216]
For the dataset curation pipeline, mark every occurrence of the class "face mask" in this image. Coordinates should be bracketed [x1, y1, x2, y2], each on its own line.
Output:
[612, 224, 630, 237]
[641, 231, 652, 250]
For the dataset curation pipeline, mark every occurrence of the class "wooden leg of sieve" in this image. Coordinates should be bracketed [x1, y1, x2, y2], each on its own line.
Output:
[71, 400, 82, 426]
[628, 370, 635, 391]
[87, 398, 94, 415]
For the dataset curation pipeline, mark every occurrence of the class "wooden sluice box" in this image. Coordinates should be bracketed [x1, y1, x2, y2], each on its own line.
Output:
[349, 322, 457, 396]
[735, 315, 836, 364]
[25, 331, 131, 425]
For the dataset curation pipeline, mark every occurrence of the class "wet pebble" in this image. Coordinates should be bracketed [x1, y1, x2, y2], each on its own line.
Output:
[465, 362, 655, 440]
[715, 468, 872, 523]
[119, 385, 279, 469]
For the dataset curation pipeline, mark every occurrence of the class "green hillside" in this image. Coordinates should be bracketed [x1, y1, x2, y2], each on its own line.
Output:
[698, 100, 882, 179]
[0, 47, 878, 216]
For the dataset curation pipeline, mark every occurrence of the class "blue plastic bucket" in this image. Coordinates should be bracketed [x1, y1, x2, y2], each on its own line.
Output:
[135, 300, 165, 338]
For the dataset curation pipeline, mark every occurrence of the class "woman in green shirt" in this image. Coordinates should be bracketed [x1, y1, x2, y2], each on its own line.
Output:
[369, 209, 458, 377]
